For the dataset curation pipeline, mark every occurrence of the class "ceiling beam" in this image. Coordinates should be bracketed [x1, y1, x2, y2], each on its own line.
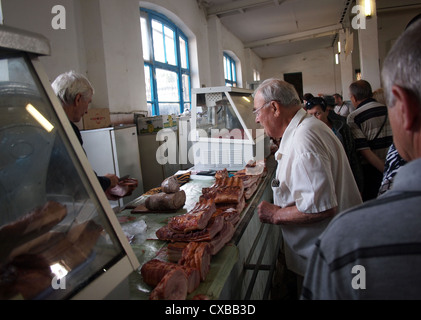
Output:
[206, 0, 288, 16]
[244, 24, 343, 48]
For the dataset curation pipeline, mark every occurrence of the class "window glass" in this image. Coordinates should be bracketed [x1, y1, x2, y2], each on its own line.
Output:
[182, 74, 190, 103]
[152, 20, 165, 63]
[164, 25, 176, 65]
[144, 65, 152, 101]
[156, 68, 179, 102]
[179, 37, 187, 69]
[224, 54, 237, 87]
[140, 17, 150, 62]
[141, 9, 191, 116]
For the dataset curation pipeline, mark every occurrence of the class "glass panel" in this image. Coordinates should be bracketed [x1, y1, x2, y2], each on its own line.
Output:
[152, 20, 165, 63]
[147, 103, 153, 116]
[159, 103, 180, 115]
[164, 25, 176, 65]
[179, 37, 187, 69]
[182, 74, 190, 103]
[224, 56, 230, 81]
[156, 68, 179, 102]
[0, 53, 125, 300]
[140, 16, 150, 62]
[144, 65, 152, 101]
[194, 91, 262, 140]
[231, 61, 236, 82]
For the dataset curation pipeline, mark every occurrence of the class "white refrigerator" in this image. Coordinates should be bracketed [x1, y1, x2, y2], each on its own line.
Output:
[81, 125, 144, 209]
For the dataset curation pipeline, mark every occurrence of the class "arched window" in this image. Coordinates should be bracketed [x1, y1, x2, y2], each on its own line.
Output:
[140, 8, 191, 116]
[223, 53, 237, 87]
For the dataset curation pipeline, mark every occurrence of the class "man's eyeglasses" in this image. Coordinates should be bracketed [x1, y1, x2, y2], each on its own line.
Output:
[253, 101, 272, 116]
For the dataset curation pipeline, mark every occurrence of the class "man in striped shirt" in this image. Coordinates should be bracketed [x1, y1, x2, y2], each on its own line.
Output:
[301, 18, 421, 300]
[346, 80, 393, 201]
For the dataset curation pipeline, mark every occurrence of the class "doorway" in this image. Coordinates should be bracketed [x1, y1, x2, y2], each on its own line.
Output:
[284, 72, 303, 101]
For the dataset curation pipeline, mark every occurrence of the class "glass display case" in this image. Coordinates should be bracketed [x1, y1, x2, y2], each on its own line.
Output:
[190, 86, 270, 171]
[0, 25, 139, 299]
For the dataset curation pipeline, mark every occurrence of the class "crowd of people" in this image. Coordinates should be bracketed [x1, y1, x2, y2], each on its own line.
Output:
[254, 17, 421, 299]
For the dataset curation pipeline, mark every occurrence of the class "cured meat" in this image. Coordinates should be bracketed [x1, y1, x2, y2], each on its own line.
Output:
[244, 181, 259, 200]
[161, 176, 180, 193]
[108, 178, 138, 198]
[201, 177, 244, 204]
[215, 168, 229, 179]
[0, 201, 67, 242]
[179, 242, 211, 281]
[213, 207, 240, 226]
[216, 196, 245, 220]
[0, 254, 54, 300]
[145, 190, 186, 211]
[208, 222, 235, 255]
[234, 169, 261, 189]
[0, 201, 67, 260]
[167, 199, 216, 233]
[141, 259, 200, 294]
[149, 268, 188, 300]
[156, 216, 224, 242]
[167, 242, 188, 263]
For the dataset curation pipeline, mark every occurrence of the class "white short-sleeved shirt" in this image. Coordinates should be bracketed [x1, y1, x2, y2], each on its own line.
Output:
[273, 108, 362, 275]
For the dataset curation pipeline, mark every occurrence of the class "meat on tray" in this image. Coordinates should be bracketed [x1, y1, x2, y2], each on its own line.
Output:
[149, 268, 188, 300]
[212, 207, 240, 226]
[145, 190, 186, 211]
[179, 242, 211, 281]
[208, 222, 235, 255]
[201, 177, 244, 204]
[167, 219, 235, 259]
[141, 259, 200, 294]
[216, 196, 246, 219]
[156, 215, 224, 242]
[167, 198, 216, 233]
[234, 169, 261, 189]
[161, 175, 180, 194]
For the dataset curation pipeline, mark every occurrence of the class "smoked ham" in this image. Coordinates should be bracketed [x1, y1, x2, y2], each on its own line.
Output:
[145, 190, 186, 211]
[149, 268, 188, 300]
[207, 222, 235, 255]
[201, 177, 244, 204]
[179, 242, 211, 281]
[141, 259, 200, 294]
[156, 216, 224, 242]
[167, 199, 215, 233]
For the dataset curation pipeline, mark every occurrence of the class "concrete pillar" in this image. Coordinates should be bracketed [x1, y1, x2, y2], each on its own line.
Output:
[339, 29, 354, 97]
[356, 0, 381, 90]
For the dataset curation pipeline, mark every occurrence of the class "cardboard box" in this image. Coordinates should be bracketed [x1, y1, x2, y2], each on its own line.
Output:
[83, 108, 111, 130]
[137, 114, 177, 134]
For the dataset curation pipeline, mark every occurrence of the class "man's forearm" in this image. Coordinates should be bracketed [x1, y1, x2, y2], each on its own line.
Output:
[359, 149, 385, 172]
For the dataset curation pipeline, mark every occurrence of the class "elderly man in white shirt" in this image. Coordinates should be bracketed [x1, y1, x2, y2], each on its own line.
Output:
[253, 79, 362, 296]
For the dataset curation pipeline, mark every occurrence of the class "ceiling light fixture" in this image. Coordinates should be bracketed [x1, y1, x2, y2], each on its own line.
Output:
[365, 0, 372, 17]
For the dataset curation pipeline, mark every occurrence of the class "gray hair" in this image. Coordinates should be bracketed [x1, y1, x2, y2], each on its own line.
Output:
[51, 71, 94, 106]
[254, 78, 301, 107]
[381, 20, 421, 107]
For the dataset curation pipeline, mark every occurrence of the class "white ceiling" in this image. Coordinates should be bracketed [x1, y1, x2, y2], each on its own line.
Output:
[198, 0, 421, 59]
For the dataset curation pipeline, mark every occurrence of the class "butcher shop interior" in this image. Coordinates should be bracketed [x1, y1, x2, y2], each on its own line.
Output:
[1, 0, 421, 302]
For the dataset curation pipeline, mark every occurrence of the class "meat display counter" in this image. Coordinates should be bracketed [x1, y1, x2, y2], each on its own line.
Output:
[119, 156, 280, 300]
[190, 86, 271, 171]
[0, 25, 140, 299]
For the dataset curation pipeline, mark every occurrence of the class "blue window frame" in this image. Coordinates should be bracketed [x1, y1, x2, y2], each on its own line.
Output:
[140, 9, 191, 116]
[224, 53, 237, 87]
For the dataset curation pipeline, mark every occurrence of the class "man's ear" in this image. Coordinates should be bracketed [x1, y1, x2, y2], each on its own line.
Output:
[392, 85, 419, 131]
[74, 93, 82, 106]
[272, 100, 281, 117]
